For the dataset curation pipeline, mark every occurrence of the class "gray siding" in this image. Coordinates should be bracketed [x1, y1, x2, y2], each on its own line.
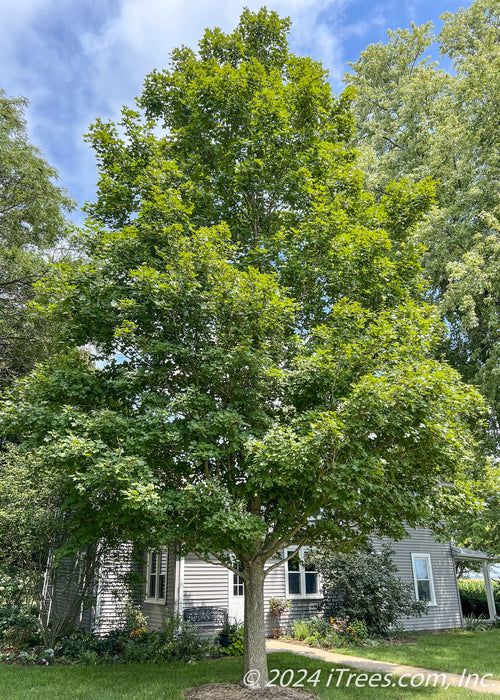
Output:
[89, 527, 463, 637]
[45, 548, 111, 637]
[275, 600, 322, 637]
[179, 528, 464, 637]
[180, 554, 229, 637]
[264, 560, 286, 636]
[181, 554, 322, 636]
[183, 553, 229, 609]
[79, 605, 93, 631]
[166, 547, 177, 613]
[268, 528, 463, 633]
[379, 527, 463, 631]
[141, 601, 165, 629]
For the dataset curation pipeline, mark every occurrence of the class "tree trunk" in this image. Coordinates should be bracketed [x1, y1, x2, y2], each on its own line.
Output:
[242, 561, 269, 689]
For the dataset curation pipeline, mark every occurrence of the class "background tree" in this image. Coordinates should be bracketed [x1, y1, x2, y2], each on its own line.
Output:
[448, 460, 500, 560]
[0, 89, 79, 643]
[346, 0, 500, 447]
[0, 10, 485, 687]
[0, 89, 74, 387]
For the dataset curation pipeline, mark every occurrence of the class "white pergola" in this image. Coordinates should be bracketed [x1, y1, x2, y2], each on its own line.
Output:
[452, 546, 499, 622]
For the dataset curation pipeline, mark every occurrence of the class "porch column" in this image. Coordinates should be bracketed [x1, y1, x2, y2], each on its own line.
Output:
[481, 561, 497, 621]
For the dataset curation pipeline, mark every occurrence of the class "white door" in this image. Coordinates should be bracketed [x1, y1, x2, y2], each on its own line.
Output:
[228, 562, 244, 623]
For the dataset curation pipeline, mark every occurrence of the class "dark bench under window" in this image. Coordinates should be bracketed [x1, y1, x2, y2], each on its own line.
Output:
[183, 606, 228, 632]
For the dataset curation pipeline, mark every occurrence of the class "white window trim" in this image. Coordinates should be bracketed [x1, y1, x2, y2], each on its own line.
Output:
[144, 550, 167, 604]
[284, 547, 322, 600]
[411, 553, 437, 607]
[228, 561, 245, 598]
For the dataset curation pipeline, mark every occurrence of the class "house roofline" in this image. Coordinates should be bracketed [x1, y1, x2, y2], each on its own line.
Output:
[451, 546, 499, 563]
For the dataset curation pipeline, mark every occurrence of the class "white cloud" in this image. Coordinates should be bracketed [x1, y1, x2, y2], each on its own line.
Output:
[79, 1, 237, 118]
[0, 0, 45, 39]
[273, 0, 350, 85]
[80, 0, 350, 119]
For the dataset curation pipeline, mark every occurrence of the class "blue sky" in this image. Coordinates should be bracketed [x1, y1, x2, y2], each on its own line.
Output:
[1, 0, 467, 222]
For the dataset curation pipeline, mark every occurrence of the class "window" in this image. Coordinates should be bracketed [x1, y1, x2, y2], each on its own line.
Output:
[233, 561, 244, 597]
[286, 549, 320, 598]
[411, 553, 436, 605]
[146, 550, 167, 601]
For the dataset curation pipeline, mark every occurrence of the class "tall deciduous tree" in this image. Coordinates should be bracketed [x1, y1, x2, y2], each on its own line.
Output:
[346, 0, 500, 445]
[0, 89, 74, 387]
[0, 10, 485, 687]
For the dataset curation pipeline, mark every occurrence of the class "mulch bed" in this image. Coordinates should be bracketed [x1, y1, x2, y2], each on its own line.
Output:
[184, 683, 316, 699]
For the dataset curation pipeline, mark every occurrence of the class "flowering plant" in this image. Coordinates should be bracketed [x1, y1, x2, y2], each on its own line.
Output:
[125, 602, 149, 639]
[329, 617, 368, 646]
[269, 597, 291, 617]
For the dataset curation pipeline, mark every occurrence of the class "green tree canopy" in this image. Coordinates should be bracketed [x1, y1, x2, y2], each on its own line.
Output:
[0, 89, 74, 386]
[346, 0, 500, 444]
[0, 9, 485, 686]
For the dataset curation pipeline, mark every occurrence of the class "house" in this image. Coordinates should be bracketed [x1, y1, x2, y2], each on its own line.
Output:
[84, 526, 498, 637]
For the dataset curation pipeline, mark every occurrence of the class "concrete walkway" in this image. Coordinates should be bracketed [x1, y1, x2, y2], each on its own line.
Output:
[266, 639, 500, 695]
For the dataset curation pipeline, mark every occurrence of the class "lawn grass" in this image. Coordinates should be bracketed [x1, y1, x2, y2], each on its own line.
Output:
[0, 652, 498, 700]
[331, 628, 500, 679]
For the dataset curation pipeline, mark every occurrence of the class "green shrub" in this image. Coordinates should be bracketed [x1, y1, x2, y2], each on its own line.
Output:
[1, 610, 216, 665]
[464, 614, 490, 631]
[291, 615, 330, 642]
[160, 614, 184, 641]
[330, 617, 368, 646]
[217, 623, 244, 656]
[308, 544, 427, 637]
[0, 606, 41, 648]
[291, 619, 309, 641]
[77, 649, 101, 665]
[0, 571, 25, 608]
[57, 631, 97, 661]
[302, 615, 331, 637]
[58, 629, 132, 662]
[124, 602, 149, 638]
[458, 579, 500, 618]
[291, 615, 367, 648]
[157, 614, 208, 661]
[54, 616, 210, 665]
[347, 618, 369, 642]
